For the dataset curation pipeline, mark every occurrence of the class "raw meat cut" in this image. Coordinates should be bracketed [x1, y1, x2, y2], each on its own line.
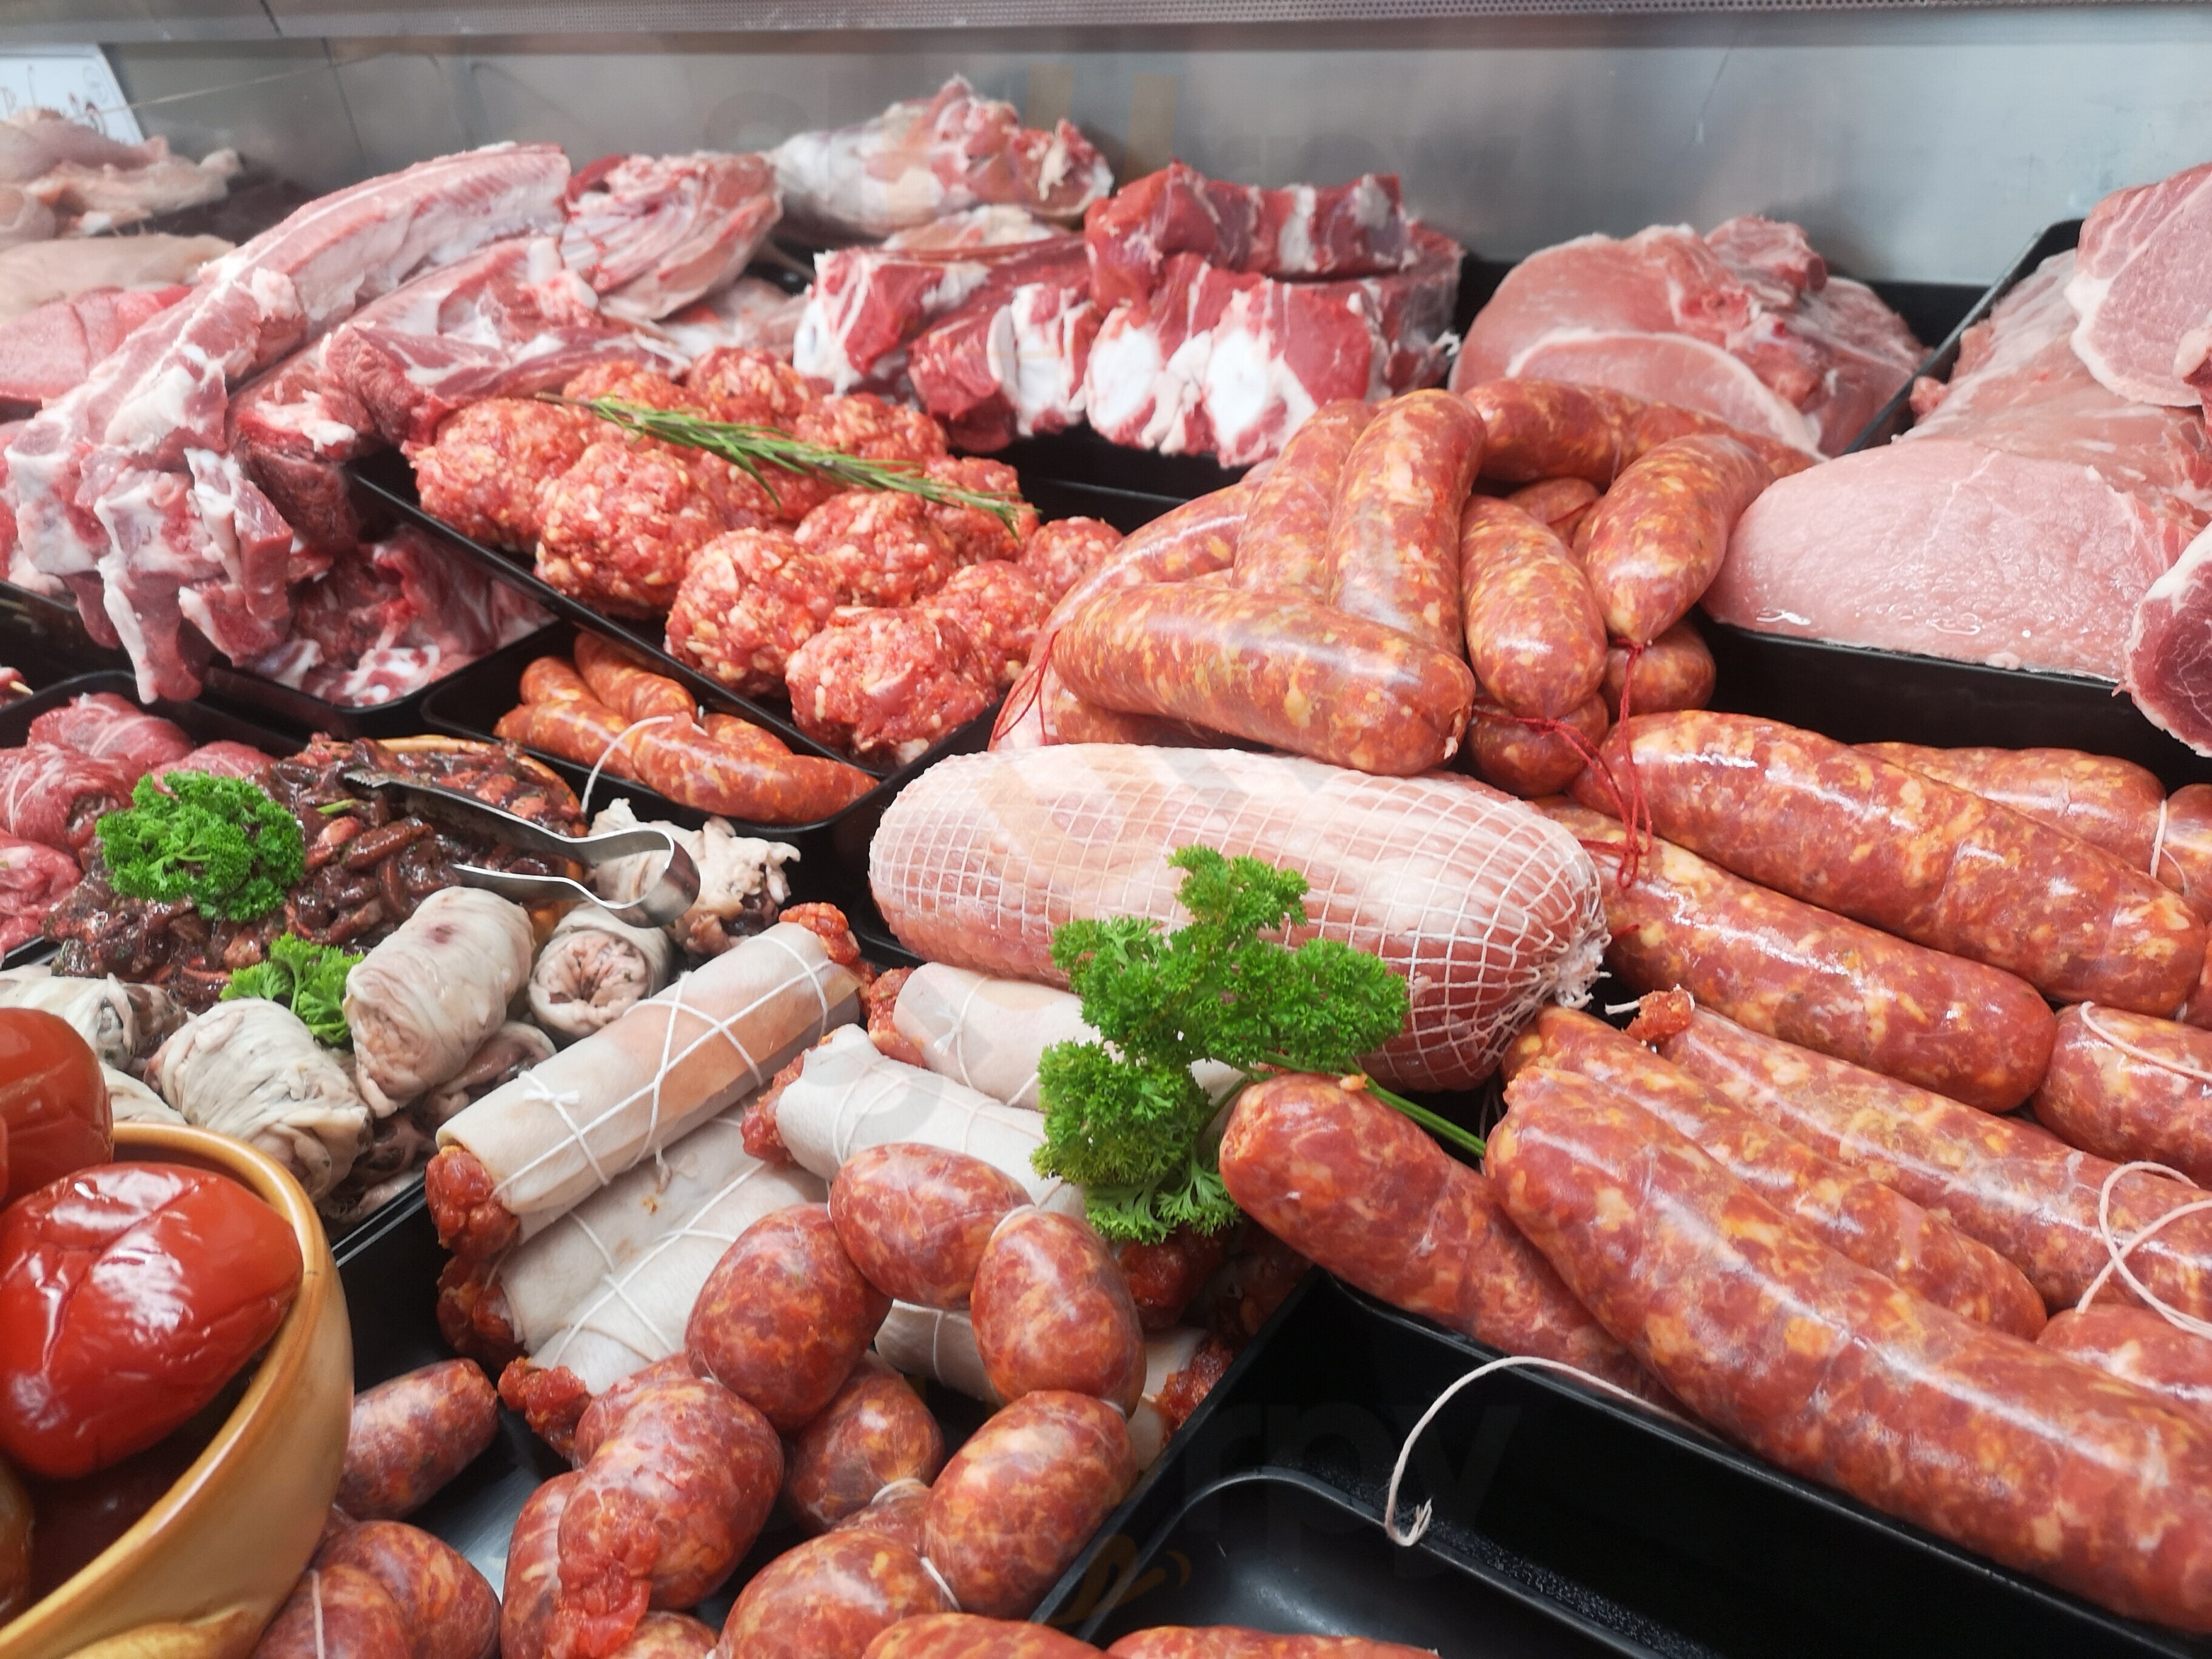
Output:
[0, 110, 168, 184]
[0, 187, 53, 250]
[559, 152, 781, 323]
[906, 249, 1098, 452]
[772, 77, 1112, 240]
[0, 233, 228, 320]
[6, 143, 570, 701]
[2069, 161, 2212, 407]
[1708, 438, 2186, 679]
[0, 286, 189, 406]
[657, 276, 808, 360]
[27, 692, 192, 782]
[0, 833, 79, 952]
[241, 525, 548, 706]
[868, 744, 1606, 1091]
[31, 146, 239, 236]
[1452, 217, 1922, 455]
[1082, 227, 1461, 467]
[2128, 525, 2212, 749]
[1085, 161, 1419, 310]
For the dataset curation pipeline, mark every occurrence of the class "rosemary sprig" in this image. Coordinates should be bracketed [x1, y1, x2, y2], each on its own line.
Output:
[551, 395, 1024, 533]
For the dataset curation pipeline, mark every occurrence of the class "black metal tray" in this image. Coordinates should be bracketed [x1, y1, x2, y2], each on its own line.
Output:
[415, 618, 993, 940]
[1042, 1274, 2205, 1659]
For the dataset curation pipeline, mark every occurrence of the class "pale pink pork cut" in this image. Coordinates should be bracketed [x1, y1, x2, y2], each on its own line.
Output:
[2068, 159, 2212, 407]
[2129, 525, 2212, 749]
[867, 744, 1607, 1091]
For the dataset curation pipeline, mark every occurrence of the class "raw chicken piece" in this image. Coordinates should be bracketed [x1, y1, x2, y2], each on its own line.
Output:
[0, 286, 190, 407]
[771, 77, 1111, 240]
[2069, 160, 2212, 407]
[1453, 217, 1922, 455]
[560, 152, 782, 323]
[0, 232, 228, 320]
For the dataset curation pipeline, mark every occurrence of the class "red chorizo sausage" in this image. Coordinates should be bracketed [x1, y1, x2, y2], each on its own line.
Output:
[631, 719, 874, 825]
[500, 1473, 578, 1659]
[783, 1355, 946, 1533]
[828, 1143, 1030, 1309]
[619, 1614, 718, 1658]
[338, 1359, 500, 1522]
[1233, 401, 1376, 601]
[1579, 435, 1769, 644]
[252, 1564, 414, 1659]
[970, 1208, 1147, 1413]
[1540, 802, 2057, 1111]
[2163, 785, 2212, 919]
[1614, 399, 1816, 479]
[1054, 583, 1476, 777]
[521, 657, 598, 708]
[1458, 498, 1607, 719]
[1576, 712, 2208, 1015]
[1860, 743, 2167, 875]
[1326, 389, 1484, 653]
[495, 699, 646, 784]
[921, 1390, 1136, 1619]
[1216, 1073, 1666, 1403]
[714, 1530, 952, 1659]
[686, 1205, 890, 1431]
[1459, 380, 1622, 484]
[1601, 619, 1713, 719]
[576, 634, 697, 724]
[1467, 694, 1607, 799]
[1503, 477, 1601, 542]
[994, 488, 1250, 752]
[862, 1615, 1101, 1659]
[2041, 1306, 2212, 1429]
[2033, 1004, 2212, 1186]
[317, 1520, 500, 1659]
[828, 1478, 931, 1554]
[1105, 1632, 1435, 1658]
[1660, 1007, 2212, 1316]
[1501, 1007, 2045, 1335]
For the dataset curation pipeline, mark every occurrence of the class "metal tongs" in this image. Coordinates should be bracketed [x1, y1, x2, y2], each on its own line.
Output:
[342, 767, 701, 928]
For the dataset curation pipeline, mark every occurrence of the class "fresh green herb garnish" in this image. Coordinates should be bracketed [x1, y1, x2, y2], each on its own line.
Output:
[97, 773, 304, 922]
[1035, 846, 1473, 1244]
[555, 395, 1024, 532]
[223, 933, 361, 1046]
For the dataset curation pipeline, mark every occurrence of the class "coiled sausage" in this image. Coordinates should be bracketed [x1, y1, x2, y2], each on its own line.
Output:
[829, 1142, 1048, 1309]
[1601, 620, 1712, 719]
[1467, 694, 1607, 799]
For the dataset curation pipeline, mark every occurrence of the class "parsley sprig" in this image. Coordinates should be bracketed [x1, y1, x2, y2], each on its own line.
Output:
[96, 773, 304, 922]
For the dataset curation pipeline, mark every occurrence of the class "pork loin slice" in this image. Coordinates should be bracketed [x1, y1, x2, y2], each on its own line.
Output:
[2069, 160, 2212, 408]
[2128, 523, 2212, 751]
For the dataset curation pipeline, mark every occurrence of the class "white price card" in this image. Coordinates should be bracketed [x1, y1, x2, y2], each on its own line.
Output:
[0, 46, 139, 143]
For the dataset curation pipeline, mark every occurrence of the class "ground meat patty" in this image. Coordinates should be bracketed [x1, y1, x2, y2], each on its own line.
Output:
[412, 400, 599, 550]
[1019, 518, 1124, 603]
[922, 458, 1037, 566]
[920, 561, 1050, 687]
[562, 360, 695, 411]
[796, 490, 960, 608]
[686, 347, 817, 429]
[537, 439, 769, 617]
[794, 394, 948, 466]
[787, 610, 994, 766]
[666, 528, 842, 697]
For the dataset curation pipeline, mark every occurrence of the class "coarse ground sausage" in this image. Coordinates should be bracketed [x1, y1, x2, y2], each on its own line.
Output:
[338, 1359, 500, 1523]
[830, 1479, 931, 1553]
[714, 1530, 951, 1659]
[994, 488, 1251, 753]
[784, 1356, 946, 1533]
[1458, 498, 1607, 719]
[686, 1205, 890, 1430]
[2040, 1306, 2212, 1429]
[501, 1473, 578, 1659]
[1468, 694, 1607, 799]
[970, 1208, 1147, 1412]
[1233, 401, 1376, 601]
[1500, 1008, 2045, 1335]
[1326, 390, 1484, 653]
[1055, 583, 1477, 777]
[2164, 785, 2212, 919]
[618, 1614, 718, 1657]
[632, 717, 876, 825]
[575, 634, 696, 724]
[496, 697, 647, 784]
[1105, 1632, 1435, 1658]
[1660, 1007, 2212, 1316]
[863, 1615, 1101, 1659]
[252, 1564, 413, 1659]
[1504, 477, 1601, 541]
[557, 1372, 783, 1656]
[922, 1390, 1136, 1619]
[521, 656, 598, 708]
[2033, 1004, 2212, 1186]
[1860, 743, 2167, 876]
[1576, 712, 2208, 1016]
[1601, 620, 1713, 719]
[1460, 380, 1621, 485]
[317, 1520, 500, 1659]
[1613, 400, 1816, 478]
[829, 1142, 1030, 1309]
[1489, 1065, 2212, 1632]
[1579, 435, 1769, 644]
[1541, 802, 2057, 1111]
[1216, 1073, 1666, 1403]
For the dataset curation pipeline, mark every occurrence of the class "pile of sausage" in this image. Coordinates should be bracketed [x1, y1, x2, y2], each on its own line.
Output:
[414, 349, 1130, 771]
[994, 378, 1805, 785]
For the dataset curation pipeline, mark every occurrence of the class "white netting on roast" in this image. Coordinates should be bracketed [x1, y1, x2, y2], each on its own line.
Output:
[868, 745, 1607, 1091]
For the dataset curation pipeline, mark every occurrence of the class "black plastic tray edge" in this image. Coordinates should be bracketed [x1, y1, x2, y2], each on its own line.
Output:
[348, 457, 874, 773]
[1840, 220, 2085, 456]
[1331, 1282, 2207, 1659]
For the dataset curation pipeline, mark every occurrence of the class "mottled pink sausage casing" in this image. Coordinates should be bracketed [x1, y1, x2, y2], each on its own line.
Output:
[1458, 496, 1607, 720]
[1326, 389, 1484, 654]
[1232, 400, 1376, 602]
[830, 1142, 1030, 1309]
[970, 1208, 1147, 1412]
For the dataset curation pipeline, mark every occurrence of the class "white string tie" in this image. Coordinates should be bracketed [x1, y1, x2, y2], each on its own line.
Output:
[581, 714, 675, 820]
[2082, 1160, 2212, 1338]
[2153, 796, 2174, 885]
[2079, 1004, 2212, 1087]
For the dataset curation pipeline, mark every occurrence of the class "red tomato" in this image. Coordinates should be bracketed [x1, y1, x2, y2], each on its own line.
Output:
[0, 1009, 109, 1203]
[0, 1163, 303, 1478]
